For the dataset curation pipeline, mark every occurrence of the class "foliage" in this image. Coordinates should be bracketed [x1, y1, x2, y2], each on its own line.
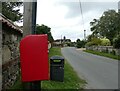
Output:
[85, 41, 95, 47]
[86, 38, 101, 47]
[86, 37, 111, 46]
[89, 10, 120, 44]
[63, 36, 66, 40]
[113, 34, 120, 49]
[92, 38, 101, 45]
[76, 39, 86, 48]
[87, 34, 94, 42]
[110, 50, 116, 55]
[66, 42, 71, 46]
[36, 24, 54, 42]
[2, 1, 23, 22]
[70, 42, 76, 47]
[100, 38, 111, 46]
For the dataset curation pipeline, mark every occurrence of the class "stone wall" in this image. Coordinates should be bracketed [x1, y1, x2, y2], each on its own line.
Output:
[1, 14, 23, 90]
[2, 57, 20, 89]
[2, 28, 22, 90]
[86, 46, 120, 56]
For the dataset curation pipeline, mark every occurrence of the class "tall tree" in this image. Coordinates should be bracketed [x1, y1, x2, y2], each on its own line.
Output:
[76, 39, 86, 48]
[90, 10, 119, 44]
[113, 34, 120, 49]
[63, 36, 66, 40]
[36, 24, 54, 42]
[2, 1, 23, 22]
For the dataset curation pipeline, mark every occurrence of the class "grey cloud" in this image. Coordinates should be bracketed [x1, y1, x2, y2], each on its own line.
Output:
[52, 1, 118, 41]
[55, 2, 118, 18]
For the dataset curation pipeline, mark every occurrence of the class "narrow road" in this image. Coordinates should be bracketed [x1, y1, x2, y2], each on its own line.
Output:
[61, 47, 118, 89]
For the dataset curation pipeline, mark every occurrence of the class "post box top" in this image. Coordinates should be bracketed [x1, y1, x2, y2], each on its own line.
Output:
[21, 34, 47, 42]
[50, 56, 64, 60]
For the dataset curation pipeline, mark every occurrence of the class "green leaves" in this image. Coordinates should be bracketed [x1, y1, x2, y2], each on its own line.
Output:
[86, 37, 101, 47]
[89, 10, 120, 45]
[36, 24, 54, 42]
[2, 2, 23, 22]
[76, 39, 86, 48]
[113, 34, 120, 49]
[100, 38, 111, 46]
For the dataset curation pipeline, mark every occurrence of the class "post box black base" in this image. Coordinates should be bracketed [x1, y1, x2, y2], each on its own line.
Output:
[22, 81, 41, 90]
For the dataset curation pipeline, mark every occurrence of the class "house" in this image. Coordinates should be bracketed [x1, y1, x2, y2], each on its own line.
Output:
[0, 13, 23, 89]
[53, 39, 71, 47]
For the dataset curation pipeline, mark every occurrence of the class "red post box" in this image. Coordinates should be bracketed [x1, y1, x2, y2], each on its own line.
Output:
[20, 34, 49, 82]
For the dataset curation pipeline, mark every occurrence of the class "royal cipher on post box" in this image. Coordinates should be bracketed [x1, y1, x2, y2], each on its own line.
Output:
[20, 34, 49, 82]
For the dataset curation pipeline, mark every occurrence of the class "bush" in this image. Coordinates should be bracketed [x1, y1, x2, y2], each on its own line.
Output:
[113, 34, 120, 49]
[85, 41, 100, 47]
[76, 39, 86, 48]
[100, 38, 111, 46]
[85, 38, 101, 47]
[101, 49, 108, 53]
[85, 42, 94, 47]
[110, 50, 116, 55]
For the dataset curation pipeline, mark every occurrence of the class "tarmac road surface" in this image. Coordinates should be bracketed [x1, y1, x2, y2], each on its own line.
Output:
[61, 47, 118, 89]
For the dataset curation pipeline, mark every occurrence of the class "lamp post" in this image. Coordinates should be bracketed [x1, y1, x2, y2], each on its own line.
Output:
[118, 1, 120, 13]
[84, 30, 86, 40]
[61, 35, 62, 47]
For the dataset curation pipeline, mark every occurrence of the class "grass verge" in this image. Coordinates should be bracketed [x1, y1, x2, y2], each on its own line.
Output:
[10, 75, 23, 89]
[10, 47, 86, 90]
[84, 50, 120, 60]
[42, 47, 86, 89]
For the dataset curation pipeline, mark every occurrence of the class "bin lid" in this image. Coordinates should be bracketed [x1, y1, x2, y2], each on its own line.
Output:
[50, 55, 64, 60]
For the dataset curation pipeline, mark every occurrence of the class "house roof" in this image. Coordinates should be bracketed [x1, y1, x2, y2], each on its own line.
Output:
[54, 39, 71, 42]
[0, 13, 23, 34]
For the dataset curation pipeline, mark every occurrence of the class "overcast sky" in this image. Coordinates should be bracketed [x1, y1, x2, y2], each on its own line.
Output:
[18, 0, 119, 42]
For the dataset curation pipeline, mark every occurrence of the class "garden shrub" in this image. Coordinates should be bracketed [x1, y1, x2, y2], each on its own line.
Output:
[113, 34, 120, 49]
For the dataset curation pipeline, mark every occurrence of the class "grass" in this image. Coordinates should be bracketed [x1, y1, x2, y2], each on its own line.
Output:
[10, 75, 23, 89]
[10, 47, 86, 90]
[84, 50, 120, 60]
[42, 48, 86, 89]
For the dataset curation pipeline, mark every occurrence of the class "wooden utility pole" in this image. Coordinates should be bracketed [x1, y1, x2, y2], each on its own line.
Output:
[22, 2, 32, 89]
[23, 1, 33, 37]
[23, 0, 40, 90]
